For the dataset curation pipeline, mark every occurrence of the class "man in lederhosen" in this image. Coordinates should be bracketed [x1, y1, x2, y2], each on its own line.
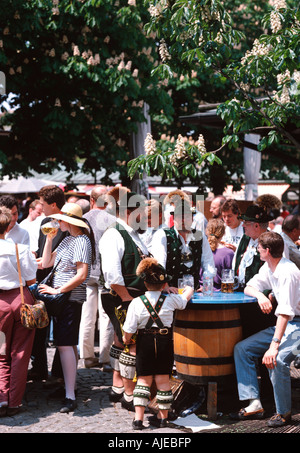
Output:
[151, 196, 215, 291]
[99, 191, 149, 411]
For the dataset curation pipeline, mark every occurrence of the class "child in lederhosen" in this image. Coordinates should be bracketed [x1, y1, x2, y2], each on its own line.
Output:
[122, 258, 193, 430]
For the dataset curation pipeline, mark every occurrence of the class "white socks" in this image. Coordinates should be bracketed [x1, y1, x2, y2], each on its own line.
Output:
[112, 385, 124, 395]
[58, 345, 78, 400]
[245, 398, 263, 413]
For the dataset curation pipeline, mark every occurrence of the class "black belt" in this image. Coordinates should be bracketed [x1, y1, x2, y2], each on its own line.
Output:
[139, 327, 170, 335]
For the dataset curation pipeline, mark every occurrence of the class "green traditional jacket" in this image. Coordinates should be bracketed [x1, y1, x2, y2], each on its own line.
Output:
[164, 226, 202, 290]
[111, 222, 146, 292]
[234, 234, 263, 285]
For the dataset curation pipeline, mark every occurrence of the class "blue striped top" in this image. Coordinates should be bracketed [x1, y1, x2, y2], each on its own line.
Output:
[52, 235, 92, 302]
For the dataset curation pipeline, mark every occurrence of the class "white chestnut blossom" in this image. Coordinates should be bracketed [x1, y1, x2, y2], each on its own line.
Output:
[159, 39, 171, 63]
[144, 133, 157, 155]
[196, 134, 206, 155]
[277, 70, 290, 86]
[270, 0, 287, 10]
[170, 134, 187, 165]
[270, 10, 282, 33]
[241, 39, 270, 64]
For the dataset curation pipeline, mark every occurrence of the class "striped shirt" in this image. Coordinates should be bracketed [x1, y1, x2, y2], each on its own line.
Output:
[52, 235, 92, 302]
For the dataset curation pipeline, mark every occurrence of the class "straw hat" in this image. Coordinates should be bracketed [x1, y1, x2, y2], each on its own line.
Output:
[50, 203, 90, 230]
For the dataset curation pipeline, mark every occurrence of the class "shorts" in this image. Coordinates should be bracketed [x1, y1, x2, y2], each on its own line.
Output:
[136, 331, 174, 376]
[53, 300, 83, 346]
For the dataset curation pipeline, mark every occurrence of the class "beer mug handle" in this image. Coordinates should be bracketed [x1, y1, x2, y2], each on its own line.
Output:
[234, 276, 239, 290]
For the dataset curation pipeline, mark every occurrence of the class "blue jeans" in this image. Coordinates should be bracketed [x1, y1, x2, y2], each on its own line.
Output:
[234, 319, 300, 415]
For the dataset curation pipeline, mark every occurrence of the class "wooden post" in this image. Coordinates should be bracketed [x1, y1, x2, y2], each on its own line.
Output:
[207, 382, 217, 420]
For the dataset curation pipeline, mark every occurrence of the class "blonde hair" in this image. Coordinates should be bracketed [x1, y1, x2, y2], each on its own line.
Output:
[0, 206, 12, 234]
[206, 218, 225, 252]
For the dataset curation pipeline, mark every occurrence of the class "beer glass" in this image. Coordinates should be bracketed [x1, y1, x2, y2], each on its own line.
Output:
[221, 269, 238, 293]
[41, 220, 60, 236]
[178, 278, 185, 294]
[183, 274, 194, 290]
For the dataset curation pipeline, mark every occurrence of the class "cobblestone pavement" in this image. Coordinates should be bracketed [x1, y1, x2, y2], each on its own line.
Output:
[1, 346, 300, 437]
[0, 346, 185, 435]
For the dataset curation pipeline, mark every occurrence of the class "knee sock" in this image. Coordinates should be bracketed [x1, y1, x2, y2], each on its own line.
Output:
[58, 346, 77, 400]
[123, 392, 133, 403]
[109, 345, 123, 371]
[133, 385, 151, 407]
[119, 351, 136, 380]
[112, 385, 124, 395]
[156, 390, 173, 411]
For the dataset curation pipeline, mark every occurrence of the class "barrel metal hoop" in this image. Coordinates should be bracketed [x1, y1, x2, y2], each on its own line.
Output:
[186, 303, 238, 310]
[174, 319, 241, 329]
[174, 353, 234, 365]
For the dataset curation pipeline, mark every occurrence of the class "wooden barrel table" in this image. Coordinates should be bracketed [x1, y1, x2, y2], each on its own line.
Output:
[173, 292, 257, 385]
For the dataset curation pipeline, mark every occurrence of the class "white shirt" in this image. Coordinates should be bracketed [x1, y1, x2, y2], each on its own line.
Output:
[192, 211, 207, 233]
[99, 218, 149, 288]
[123, 290, 188, 332]
[20, 216, 44, 252]
[281, 231, 300, 269]
[139, 223, 168, 254]
[150, 226, 215, 274]
[233, 235, 290, 285]
[222, 223, 244, 248]
[247, 257, 300, 320]
[0, 239, 37, 289]
[5, 223, 30, 246]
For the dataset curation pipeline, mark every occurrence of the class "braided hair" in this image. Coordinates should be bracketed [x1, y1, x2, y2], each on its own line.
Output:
[206, 218, 225, 252]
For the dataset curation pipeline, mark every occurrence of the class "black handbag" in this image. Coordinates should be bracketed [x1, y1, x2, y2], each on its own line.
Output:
[30, 259, 71, 317]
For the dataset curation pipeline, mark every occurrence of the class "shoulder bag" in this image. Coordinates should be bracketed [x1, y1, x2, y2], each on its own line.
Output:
[16, 244, 49, 330]
[29, 258, 71, 318]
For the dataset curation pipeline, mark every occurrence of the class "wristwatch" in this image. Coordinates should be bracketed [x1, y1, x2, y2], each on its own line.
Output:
[272, 337, 281, 344]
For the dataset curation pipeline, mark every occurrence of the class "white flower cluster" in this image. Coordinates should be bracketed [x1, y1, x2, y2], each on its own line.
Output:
[293, 71, 300, 84]
[270, 10, 282, 33]
[275, 85, 290, 104]
[270, 0, 287, 10]
[72, 45, 100, 66]
[170, 134, 187, 165]
[149, 5, 161, 17]
[241, 39, 270, 65]
[201, 6, 220, 22]
[274, 69, 291, 104]
[52, 0, 59, 15]
[240, 82, 250, 92]
[159, 39, 171, 63]
[149, 1, 168, 18]
[196, 134, 206, 155]
[144, 133, 157, 156]
[277, 69, 290, 86]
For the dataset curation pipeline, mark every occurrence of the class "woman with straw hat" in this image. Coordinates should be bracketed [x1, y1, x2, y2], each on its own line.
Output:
[39, 203, 95, 414]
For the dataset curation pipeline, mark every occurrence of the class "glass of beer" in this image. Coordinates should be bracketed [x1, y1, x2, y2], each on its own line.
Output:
[41, 220, 60, 236]
[183, 274, 194, 290]
[221, 269, 236, 293]
[178, 278, 185, 294]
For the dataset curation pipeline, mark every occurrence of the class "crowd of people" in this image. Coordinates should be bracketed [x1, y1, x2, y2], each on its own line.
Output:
[0, 184, 299, 430]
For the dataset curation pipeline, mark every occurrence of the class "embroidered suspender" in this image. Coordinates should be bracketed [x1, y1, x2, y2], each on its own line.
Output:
[140, 294, 166, 330]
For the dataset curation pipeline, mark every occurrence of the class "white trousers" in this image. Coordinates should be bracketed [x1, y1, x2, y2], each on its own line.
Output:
[79, 278, 114, 363]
